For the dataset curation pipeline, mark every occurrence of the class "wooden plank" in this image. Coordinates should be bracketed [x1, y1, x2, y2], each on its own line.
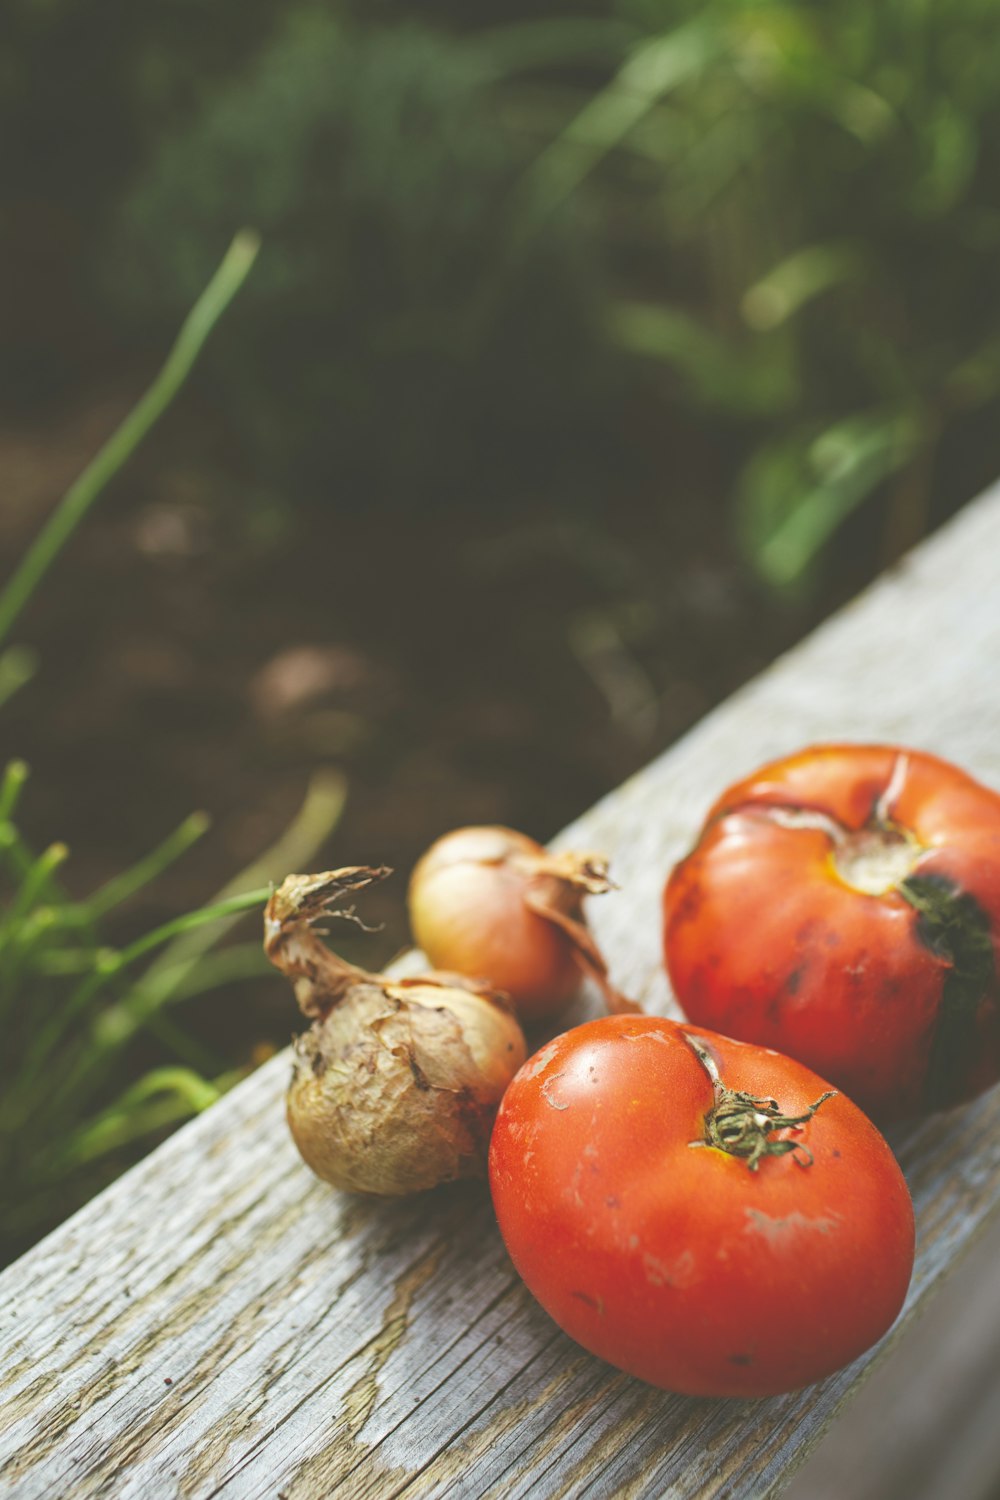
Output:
[2, 481, 1000, 1499]
[784, 1206, 1000, 1500]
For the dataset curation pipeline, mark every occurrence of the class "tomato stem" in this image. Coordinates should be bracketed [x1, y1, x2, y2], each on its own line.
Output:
[683, 1034, 836, 1171]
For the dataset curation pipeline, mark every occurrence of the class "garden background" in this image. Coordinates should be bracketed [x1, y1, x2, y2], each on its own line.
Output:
[4, 0, 1000, 1265]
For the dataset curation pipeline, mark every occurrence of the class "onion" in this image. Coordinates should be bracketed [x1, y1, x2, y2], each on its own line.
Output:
[407, 826, 637, 1022]
[264, 867, 527, 1196]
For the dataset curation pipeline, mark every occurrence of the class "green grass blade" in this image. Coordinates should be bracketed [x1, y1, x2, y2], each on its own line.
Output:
[113, 888, 272, 968]
[0, 648, 38, 710]
[0, 760, 30, 823]
[136, 767, 347, 1006]
[0, 844, 70, 1001]
[134, 941, 269, 1005]
[741, 412, 923, 588]
[742, 243, 866, 331]
[14, 889, 269, 1098]
[55, 1068, 223, 1168]
[0, 229, 260, 652]
[82, 811, 211, 921]
[40, 769, 347, 1121]
[520, 21, 717, 212]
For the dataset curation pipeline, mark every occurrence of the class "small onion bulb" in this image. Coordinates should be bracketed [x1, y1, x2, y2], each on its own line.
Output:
[264, 867, 527, 1195]
[407, 826, 636, 1022]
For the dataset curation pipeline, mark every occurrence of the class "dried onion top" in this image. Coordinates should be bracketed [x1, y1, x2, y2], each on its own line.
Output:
[265, 866, 527, 1196]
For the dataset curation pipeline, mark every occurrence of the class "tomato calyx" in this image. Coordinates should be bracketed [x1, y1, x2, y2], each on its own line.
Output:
[684, 1034, 836, 1171]
[899, 872, 996, 1110]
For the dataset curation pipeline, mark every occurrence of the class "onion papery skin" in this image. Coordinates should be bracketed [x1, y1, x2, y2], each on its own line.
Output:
[267, 867, 528, 1196]
[409, 826, 599, 1023]
[288, 977, 527, 1195]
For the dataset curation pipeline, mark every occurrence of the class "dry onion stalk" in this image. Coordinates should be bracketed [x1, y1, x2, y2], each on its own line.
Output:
[264, 866, 527, 1195]
[408, 826, 638, 1022]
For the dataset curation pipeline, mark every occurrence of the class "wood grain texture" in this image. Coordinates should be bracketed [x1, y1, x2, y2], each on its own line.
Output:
[784, 1206, 1000, 1500]
[3, 482, 1000, 1499]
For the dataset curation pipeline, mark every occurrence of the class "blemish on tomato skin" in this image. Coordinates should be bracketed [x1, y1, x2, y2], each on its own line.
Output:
[540, 1073, 569, 1111]
[571, 1290, 606, 1316]
[670, 882, 704, 925]
[622, 1028, 676, 1047]
[765, 993, 785, 1026]
[568, 1160, 586, 1207]
[795, 917, 825, 946]
[637, 1248, 696, 1289]
[744, 1207, 841, 1242]
[642, 1251, 676, 1287]
[527, 1041, 561, 1079]
[728, 1352, 754, 1366]
[605, 1194, 621, 1209]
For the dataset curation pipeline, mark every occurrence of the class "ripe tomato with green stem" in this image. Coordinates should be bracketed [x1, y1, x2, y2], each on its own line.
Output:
[663, 744, 1000, 1121]
[490, 1015, 914, 1398]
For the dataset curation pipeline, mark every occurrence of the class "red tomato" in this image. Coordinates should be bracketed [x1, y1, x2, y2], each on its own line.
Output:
[490, 1016, 913, 1397]
[663, 744, 1000, 1121]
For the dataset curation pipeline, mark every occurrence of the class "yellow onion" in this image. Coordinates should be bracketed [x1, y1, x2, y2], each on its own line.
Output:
[264, 866, 526, 1195]
[407, 825, 637, 1023]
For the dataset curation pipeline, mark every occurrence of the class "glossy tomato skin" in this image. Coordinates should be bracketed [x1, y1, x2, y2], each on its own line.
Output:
[663, 745, 1000, 1121]
[490, 1017, 913, 1398]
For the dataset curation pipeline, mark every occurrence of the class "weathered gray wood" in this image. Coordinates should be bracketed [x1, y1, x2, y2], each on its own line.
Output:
[784, 1205, 1000, 1500]
[3, 482, 1000, 1499]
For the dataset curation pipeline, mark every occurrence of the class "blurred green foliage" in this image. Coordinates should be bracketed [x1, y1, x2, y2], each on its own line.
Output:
[0, 760, 256, 1262]
[105, 14, 620, 504]
[591, 0, 1000, 582]
[0, 238, 346, 1266]
[0, 761, 345, 1265]
[6, 0, 1000, 582]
